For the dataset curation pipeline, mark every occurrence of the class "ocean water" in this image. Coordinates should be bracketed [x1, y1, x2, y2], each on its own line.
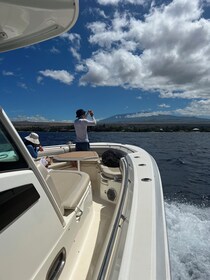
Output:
[20, 131, 210, 280]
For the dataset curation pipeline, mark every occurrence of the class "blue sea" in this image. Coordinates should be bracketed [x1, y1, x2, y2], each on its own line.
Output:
[20, 131, 210, 280]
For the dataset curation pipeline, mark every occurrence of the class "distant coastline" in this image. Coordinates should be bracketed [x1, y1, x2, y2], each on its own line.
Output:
[13, 121, 210, 132]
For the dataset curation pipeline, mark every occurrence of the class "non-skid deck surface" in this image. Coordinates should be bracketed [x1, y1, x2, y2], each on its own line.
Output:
[70, 196, 115, 279]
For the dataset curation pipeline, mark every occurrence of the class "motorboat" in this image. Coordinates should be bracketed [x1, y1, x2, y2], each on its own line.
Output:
[0, 1, 171, 279]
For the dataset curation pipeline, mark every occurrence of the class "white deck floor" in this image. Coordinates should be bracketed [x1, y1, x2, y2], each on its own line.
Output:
[70, 196, 115, 279]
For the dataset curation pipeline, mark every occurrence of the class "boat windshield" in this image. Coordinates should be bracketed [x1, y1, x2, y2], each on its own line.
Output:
[0, 123, 28, 171]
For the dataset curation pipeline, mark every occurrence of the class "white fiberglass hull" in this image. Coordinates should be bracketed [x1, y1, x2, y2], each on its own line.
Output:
[39, 142, 171, 279]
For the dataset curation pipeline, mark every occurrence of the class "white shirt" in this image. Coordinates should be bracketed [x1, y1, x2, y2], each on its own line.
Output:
[74, 117, 96, 142]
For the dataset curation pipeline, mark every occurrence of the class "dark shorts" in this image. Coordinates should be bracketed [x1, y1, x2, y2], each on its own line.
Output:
[75, 142, 90, 151]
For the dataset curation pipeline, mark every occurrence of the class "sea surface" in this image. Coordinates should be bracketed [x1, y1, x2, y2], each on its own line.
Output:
[20, 131, 210, 280]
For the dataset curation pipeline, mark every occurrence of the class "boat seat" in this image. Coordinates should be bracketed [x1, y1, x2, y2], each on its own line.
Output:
[100, 164, 122, 180]
[37, 163, 90, 215]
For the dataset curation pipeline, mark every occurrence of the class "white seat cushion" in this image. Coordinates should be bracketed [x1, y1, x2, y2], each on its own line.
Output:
[100, 164, 122, 180]
[37, 163, 90, 214]
[49, 170, 90, 209]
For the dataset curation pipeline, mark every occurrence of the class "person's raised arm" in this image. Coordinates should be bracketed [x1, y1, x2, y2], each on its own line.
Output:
[87, 110, 96, 125]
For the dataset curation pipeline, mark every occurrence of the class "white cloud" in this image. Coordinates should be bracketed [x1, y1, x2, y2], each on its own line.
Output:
[2, 70, 14, 76]
[75, 64, 87, 72]
[97, 0, 147, 5]
[70, 47, 81, 61]
[80, 0, 210, 103]
[17, 82, 27, 89]
[60, 33, 81, 49]
[50, 46, 60, 54]
[97, 0, 120, 5]
[11, 115, 72, 122]
[159, 103, 170, 108]
[61, 32, 80, 41]
[175, 99, 210, 117]
[88, 7, 108, 19]
[124, 99, 210, 118]
[80, 49, 144, 86]
[87, 12, 131, 49]
[12, 115, 50, 122]
[60, 32, 81, 62]
[37, 76, 44, 84]
[95, 8, 108, 18]
[39, 70, 74, 85]
[125, 111, 172, 118]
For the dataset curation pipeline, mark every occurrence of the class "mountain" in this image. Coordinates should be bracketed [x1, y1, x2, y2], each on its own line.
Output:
[99, 113, 210, 124]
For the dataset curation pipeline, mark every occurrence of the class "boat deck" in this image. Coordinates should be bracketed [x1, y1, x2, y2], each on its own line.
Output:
[37, 155, 119, 279]
[70, 197, 115, 279]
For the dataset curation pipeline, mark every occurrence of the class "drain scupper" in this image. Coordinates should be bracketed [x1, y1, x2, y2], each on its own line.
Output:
[107, 188, 117, 201]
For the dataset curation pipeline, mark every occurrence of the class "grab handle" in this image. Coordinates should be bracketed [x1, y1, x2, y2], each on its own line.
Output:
[46, 248, 66, 280]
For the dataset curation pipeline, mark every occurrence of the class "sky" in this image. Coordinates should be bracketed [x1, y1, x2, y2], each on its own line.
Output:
[1, 0, 210, 122]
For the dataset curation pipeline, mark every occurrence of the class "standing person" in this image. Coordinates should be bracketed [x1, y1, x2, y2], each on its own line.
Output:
[74, 109, 96, 151]
[24, 132, 44, 159]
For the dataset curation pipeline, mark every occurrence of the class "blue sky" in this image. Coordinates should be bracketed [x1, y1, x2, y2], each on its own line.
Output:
[1, 0, 210, 122]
